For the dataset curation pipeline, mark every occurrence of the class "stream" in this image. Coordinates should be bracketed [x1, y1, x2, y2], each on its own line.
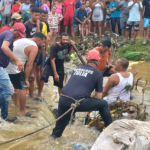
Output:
[0, 62, 150, 150]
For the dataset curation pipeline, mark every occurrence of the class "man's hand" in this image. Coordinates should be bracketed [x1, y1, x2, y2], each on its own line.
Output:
[54, 73, 59, 82]
[25, 80, 30, 88]
[142, 14, 144, 19]
[15, 59, 24, 71]
[36, 20, 40, 27]
[108, 63, 114, 68]
[45, 50, 48, 57]
[70, 40, 75, 45]
[118, 0, 120, 2]
[113, 8, 116, 11]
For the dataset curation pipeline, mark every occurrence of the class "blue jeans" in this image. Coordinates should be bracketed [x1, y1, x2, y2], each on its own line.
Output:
[0, 67, 12, 119]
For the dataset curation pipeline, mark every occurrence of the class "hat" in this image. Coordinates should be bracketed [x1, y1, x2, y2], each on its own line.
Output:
[13, 23, 26, 38]
[11, 13, 22, 20]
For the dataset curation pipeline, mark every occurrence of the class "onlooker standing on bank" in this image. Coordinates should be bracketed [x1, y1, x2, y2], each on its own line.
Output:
[1, 0, 13, 26]
[63, 0, 76, 36]
[117, 0, 131, 40]
[20, 0, 31, 14]
[142, 0, 150, 44]
[11, 0, 21, 14]
[125, 0, 143, 45]
[41, 0, 50, 13]
[92, 0, 104, 35]
[104, 1, 111, 28]
[110, 0, 121, 36]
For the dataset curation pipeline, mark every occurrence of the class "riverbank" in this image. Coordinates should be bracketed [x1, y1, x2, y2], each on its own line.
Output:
[116, 38, 150, 61]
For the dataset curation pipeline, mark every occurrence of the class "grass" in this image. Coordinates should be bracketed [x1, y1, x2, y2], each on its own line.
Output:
[116, 38, 150, 61]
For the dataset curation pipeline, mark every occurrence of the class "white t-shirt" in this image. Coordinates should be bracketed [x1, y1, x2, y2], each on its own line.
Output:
[128, 1, 143, 22]
[5, 38, 37, 74]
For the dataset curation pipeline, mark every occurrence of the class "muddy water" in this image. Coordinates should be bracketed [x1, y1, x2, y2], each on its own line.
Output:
[0, 77, 99, 150]
[1, 62, 150, 150]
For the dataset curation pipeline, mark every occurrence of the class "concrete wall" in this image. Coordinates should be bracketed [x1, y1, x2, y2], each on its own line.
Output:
[60, 0, 144, 35]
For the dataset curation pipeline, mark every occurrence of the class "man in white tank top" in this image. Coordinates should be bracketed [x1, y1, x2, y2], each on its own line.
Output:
[6, 32, 46, 118]
[102, 58, 134, 104]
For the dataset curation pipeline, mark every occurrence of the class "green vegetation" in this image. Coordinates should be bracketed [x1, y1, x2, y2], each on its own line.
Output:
[116, 39, 150, 61]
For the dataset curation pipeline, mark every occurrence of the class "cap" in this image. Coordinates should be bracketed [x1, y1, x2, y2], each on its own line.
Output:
[11, 13, 22, 20]
[86, 49, 100, 61]
[13, 23, 26, 38]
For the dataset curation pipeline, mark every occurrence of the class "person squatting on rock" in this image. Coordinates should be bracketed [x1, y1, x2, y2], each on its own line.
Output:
[51, 49, 112, 138]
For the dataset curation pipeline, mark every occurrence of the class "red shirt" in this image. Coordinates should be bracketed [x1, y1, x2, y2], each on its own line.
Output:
[63, 0, 76, 17]
[11, 4, 21, 13]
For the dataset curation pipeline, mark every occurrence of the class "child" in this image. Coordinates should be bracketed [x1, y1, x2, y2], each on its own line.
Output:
[85, 0, 92, 35]
[104, 1, 111, 28]
[11, 0, 21, 14]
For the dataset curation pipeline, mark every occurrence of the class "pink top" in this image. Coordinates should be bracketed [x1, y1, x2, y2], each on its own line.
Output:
[41, 4, 50, 12]
[55, 5, 63, 15]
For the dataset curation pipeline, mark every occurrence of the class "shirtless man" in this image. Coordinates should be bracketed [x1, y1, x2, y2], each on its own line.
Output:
[6, 32, 46, 118]
[103, 58, 134, 104]
[95, 40, 117, 76]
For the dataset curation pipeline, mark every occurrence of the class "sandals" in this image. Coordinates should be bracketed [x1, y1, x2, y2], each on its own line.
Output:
[25, 112, 36, 118]
[32, 97, 43, 102]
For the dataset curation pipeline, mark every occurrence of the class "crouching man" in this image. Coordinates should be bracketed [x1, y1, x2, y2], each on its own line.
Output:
[51, 50, 112, 138]
[103, 58, 134, 104]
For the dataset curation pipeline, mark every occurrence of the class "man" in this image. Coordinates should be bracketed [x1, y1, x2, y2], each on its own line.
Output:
[38, 33, 74, 99]
[0, 13, 22, 33]
[1, 0, 13, 25]
[36, 10, 48, 89]
[21, 5, 35, 23]
[72, 3, 88, 41]
[95, 40, 117, 76]
[0, 23, 25, 122]
[6, 32, 46, 118]
[117, 0, 131, 40]
[142, 0, 150, 45]
[125, 0, 143, 45]
[103, 58, 133, 104]
[110, 0, 121, 36]
[24, 7, 43, 98]
[51, 50, 112, 138]
[63, 0, 76, 36]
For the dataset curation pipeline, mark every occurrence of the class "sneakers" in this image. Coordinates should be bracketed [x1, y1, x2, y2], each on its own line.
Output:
[143, 41, 146, 45]
[131, 41, 136, 45]
[5, 116, 17, 122]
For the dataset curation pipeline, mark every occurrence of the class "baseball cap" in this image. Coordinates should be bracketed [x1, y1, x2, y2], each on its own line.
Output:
[11, 13, 22, 20]
[13, 23, 26, 38]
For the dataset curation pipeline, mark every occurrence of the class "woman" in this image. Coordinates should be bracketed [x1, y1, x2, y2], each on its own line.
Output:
[54, 0, 63, 36]
[11, 0, 21, 14]
[20, 0, 31, 14]
[92, 0, 104, 35]
[47, 6, 63, 45]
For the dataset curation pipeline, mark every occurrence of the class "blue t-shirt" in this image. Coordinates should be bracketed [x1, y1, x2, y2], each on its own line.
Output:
[0, 30, 14, 68]
[36, 0, 41, 7]
[72, 8, 88, 24]
[110, 1, 121, 18]
[76, 0, 81, 8]
[20, 3, 31, 12]
[59, 65, 103, 106]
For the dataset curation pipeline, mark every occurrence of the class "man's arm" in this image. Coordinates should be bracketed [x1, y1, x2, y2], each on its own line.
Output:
[142, 5, 145, 19]
[25, 46, 38, 87]
[75, 17, 83, 24]
[1, 41, 24, 71]
[36, 20, 41, 32]
[68, 40, 75, 55]
[108, 48, 112, 67]
[116, 0, 121, 10]
[63, 6, 65, 16]
[102, 76, 114, 98]
[93, 92, 103, 99]
[0, 5, 4, 12]
[50, 58, 59, 82]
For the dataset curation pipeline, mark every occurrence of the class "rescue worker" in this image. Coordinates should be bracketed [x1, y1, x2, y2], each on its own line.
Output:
[51, 49, 112, 138]
[95, 40, 117, 76]
[103, 58, 134, 104]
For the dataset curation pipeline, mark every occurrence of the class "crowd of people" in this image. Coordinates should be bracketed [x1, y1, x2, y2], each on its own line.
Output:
[0, 0, 144, 139]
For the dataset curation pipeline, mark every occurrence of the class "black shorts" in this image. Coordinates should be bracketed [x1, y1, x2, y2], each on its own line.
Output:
[34, 54, 40, 63]
[40, 65, 64, 88]
[102, 66, 112, 77]
[126, 21, 140, 31]
[9, 72, 27, 90]
[37, 50, 46, 67]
